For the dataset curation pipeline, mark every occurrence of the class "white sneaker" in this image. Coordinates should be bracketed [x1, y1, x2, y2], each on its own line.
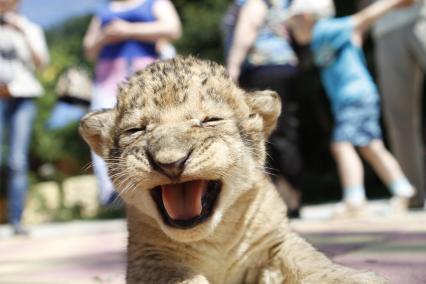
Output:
[389, 196, 410, 214]
[332, 201, 369, 219]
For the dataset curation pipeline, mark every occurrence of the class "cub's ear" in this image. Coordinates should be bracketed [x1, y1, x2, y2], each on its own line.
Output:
[79, 109, 116, 158]
[245, 90, 281, 138]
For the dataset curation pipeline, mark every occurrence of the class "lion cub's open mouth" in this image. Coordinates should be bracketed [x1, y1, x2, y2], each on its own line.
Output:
[151, 180, 221, 229]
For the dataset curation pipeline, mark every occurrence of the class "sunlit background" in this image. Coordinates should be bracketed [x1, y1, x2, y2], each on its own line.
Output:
[0, 1, 425, 283]
[21, 0, 106, 28]
[0, 0, 423, 224]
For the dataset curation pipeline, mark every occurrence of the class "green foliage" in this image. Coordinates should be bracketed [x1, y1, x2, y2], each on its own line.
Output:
[31, 15, 93, 181]
[174, 0, 229, 62]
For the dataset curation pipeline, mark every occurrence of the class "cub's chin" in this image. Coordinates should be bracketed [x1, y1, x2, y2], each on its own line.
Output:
[150, 180, 221, 230]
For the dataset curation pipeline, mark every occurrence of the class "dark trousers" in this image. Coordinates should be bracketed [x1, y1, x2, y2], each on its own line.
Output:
[375, 21, 426, 207]
[239, 65, 302, 189]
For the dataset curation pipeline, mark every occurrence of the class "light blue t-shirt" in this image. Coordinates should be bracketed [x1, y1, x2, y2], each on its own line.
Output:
[311, 17, 378, 113]
[244, 0, 298, 68]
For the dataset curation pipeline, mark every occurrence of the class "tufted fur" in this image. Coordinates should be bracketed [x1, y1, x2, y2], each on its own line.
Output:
[80, 56, 388, 284]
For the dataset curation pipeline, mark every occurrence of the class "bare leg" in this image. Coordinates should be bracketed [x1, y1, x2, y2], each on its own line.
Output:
[359, 140, 407, 186]
[331, 142, 366, 204]
[331, 142, 364, 188]
[274, 176, 301, 217]
[359, 140, 414, 210]
[330, 142, 368, 218]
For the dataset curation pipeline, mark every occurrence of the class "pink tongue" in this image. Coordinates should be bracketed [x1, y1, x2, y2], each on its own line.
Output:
[162, 180, 207, 220]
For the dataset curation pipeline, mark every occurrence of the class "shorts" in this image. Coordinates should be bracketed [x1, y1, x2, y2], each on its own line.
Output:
[332, 98, 382, 146]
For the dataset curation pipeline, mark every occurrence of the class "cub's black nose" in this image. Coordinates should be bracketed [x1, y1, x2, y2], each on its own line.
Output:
[148, 151, 190, 179]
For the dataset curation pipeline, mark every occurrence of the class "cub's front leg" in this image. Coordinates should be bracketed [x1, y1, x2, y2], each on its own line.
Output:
[127, 260, 209, 284]
[272, 231, 389, 284]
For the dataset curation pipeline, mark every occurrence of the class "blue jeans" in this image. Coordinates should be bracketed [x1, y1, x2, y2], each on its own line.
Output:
[0, 98, 37, 225]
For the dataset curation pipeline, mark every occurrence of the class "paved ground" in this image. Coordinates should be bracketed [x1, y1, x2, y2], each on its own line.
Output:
[0, 202, 425, 284]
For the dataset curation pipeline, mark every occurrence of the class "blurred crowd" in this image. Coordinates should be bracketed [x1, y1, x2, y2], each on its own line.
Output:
[0, 0, 425, 235]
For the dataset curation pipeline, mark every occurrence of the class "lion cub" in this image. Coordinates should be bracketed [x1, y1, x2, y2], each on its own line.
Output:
[80, 56, 387, 284]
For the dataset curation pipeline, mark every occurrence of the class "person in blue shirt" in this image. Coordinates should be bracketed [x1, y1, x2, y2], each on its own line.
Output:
[286, 0, 416, 216]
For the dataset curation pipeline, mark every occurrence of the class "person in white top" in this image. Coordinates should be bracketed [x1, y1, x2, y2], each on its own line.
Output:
[0, 0, 49, 235]
[373, 0, 426, 208]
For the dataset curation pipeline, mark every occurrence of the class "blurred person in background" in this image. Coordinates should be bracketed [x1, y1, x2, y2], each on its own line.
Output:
[83, 0, 181, 205]
[0, 0, 49, 235]
[227, 0, 303, 218]
[373, 0, 426, 208]
[46, 67, 92, 130]
[286, 0, 415, 217]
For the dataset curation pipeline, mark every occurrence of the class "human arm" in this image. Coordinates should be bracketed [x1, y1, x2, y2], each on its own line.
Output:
[3, 12, 49, 70]
[83, 15, 126, 61]
[352, 0, 414, 35]
[226, 0, 268, 82]
[0, 84, 11, 98]
[83, 0, 181, 61]
[83, 16, 110, 61]
[102, 0, 181, 44]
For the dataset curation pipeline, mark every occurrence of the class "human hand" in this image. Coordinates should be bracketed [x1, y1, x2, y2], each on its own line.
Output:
[271, 22, 290, 39]
[227, 64, 241, 84]
[396, 0, 415, 8]
[0, 84, 11, 98]
[2, 12, 25, 33]
[103, 19, 132, 43]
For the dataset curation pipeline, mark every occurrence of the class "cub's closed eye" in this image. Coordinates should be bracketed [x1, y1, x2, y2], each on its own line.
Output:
[124, 126, 146, 134]
[202, 117, 224, 123]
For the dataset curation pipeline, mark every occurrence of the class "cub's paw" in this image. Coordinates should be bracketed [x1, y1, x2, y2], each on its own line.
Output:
[344, 271, 389, 284]
[245, 266, 286, 284]
[179, 275, 210, 284]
